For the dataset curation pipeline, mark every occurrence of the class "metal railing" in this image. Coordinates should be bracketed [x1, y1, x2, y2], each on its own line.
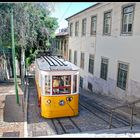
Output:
[109, 99, 140, 130]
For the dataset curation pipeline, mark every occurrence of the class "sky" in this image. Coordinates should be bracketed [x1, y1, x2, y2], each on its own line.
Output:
[50, 2, 97, 33]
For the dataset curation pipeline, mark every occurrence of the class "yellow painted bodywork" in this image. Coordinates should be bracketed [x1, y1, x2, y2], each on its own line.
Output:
[35, 78, 79, 118]
[35, 78, 41, 104]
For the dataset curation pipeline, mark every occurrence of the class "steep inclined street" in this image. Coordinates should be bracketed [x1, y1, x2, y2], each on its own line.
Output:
[1, 2, 140, 138]
[27, 77, 140, 137]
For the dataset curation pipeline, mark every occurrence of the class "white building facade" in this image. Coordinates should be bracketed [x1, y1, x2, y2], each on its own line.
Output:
[66, 2, 140, 102]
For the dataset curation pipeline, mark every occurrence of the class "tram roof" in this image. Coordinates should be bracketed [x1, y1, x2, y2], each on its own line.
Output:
[36, 55, 79, 71]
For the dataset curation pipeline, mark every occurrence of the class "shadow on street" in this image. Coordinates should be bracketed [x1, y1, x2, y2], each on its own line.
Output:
[3, 94, 24, 122]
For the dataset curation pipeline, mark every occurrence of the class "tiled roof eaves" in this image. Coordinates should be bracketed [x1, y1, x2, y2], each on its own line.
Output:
[65, 3, 100, 21]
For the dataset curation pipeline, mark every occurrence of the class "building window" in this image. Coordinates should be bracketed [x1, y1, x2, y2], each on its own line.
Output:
[91, 16, 97, 35]
[88, 54, 94, 74]
[88, 82, 92, 92]
[122, 5, 134, 34]
[64, 40, 67, 52]
[69, 49, 71, 62]
[103, 11, 112, 35]
[117, 63, 129, 90]
[75, 21, 79, 36]
[82, 18, 86, 36]
[80, 52, 84, 69]
[74, 50, 77, 65]
[69, 23, 73, 36]
[80, 76, 83, 88]
[61, 41, 63, 55]
[100, 58, 108, 80]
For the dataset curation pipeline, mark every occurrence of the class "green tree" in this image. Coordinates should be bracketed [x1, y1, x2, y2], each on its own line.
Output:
[0, 3, 59, 83]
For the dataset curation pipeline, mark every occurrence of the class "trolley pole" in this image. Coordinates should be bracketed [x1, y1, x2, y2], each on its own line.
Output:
[11, 8, 20, 105]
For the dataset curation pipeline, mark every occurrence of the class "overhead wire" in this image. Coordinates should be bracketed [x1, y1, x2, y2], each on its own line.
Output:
[59, 2, 72, 23]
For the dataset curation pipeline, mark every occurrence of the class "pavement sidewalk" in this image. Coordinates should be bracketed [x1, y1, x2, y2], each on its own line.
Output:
[0, 79, 24, 138]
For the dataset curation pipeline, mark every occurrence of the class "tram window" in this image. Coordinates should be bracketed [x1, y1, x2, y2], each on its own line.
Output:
[73, 75, 77, 93]
[41, 75, 44, 94]
[39, 72, 41, 87]
[52, 75, 71, 95]
[45, 76, 50, 95]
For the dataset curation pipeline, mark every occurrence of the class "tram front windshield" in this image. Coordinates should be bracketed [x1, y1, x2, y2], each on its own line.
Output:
[44, 75, 78, 95]
[52, 75, 71, 95]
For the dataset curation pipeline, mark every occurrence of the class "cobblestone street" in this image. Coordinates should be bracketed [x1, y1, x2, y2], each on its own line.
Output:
[0, 80, 24, 137]
[1, 77, 140, 138]
[27, 77, 140, 137]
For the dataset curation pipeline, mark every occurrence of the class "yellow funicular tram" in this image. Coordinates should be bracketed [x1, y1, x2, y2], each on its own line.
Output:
[35, 53, 80, 118]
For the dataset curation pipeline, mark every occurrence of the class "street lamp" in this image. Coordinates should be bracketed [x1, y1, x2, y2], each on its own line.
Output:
[10, 7, 19, 105]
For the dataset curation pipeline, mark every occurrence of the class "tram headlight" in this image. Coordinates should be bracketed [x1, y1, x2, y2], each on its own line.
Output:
[46, 99, 51, 104]
[66, 97, 73, 102]
[59, 100, 65, 106]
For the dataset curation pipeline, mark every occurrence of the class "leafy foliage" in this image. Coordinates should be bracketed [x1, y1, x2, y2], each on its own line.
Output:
[0, 3, 59, 66]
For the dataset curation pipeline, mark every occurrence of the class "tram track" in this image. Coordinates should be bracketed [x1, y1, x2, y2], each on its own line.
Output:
[68, 117, 82, 132]
[51, 117, 82, 135]
[27, 77, 133, 137]
[86, 97, 131, 126]
[79, 95, 131, 128]
[51, 119, 59, 134]
[81, 94, 132, 125]
[57, 118, 67, 134]
[79, 102, 116, 128]
[50, 93, 132, 134]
